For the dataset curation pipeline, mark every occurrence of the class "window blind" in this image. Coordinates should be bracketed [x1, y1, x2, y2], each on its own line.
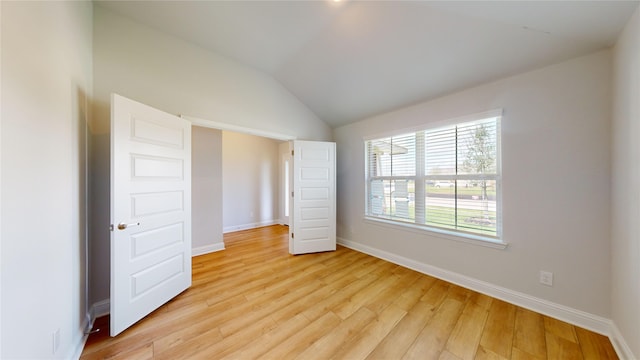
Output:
[365, 112, 501, 239]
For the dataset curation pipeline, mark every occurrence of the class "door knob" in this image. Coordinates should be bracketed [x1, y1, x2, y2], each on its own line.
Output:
[117, 222, 140, 230]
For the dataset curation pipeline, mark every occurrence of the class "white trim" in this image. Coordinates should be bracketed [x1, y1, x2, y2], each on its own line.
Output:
[223, 220, 280, 234]
[192, 242, 225, 257]
[610, 322, 637, 360]
[70, 299, 110, 359]
[182, 115, 296, 141]
[337, 237, 612, 336]
[69, 315, 92, 360]
[91, 298, 111, 319]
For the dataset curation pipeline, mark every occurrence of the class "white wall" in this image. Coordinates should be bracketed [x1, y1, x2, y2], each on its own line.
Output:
[90, 6, 331, 305]
[1, 1, 93, 358]
[334, 51, 612, 322]
[91, 5, 332, 139]
[611, 6, 640, 359]
[222, 132, 280, 232]
[192, 127, 224, 256]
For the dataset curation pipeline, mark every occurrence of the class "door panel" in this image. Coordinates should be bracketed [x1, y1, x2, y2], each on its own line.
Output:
[110, 94, 192, 336]
[290, 140, 336, 255]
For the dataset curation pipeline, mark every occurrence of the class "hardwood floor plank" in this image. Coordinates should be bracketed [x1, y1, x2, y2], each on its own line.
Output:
[260, 312, 342, 359]
[80, 225, 619, 360]
[445, 299, 490, 359]
[545, 331, 584, 359]
[514, 308, 547, 359]
[512, 347, 546, 360]
[317, 248, 367, 277]
[218, 276, 325, 337]
[544, 316, 579, 343]
[81, 300, 209, 357]
[331, 304, 407, 360]
[475, 346, 510, 360]
[220, 313, 311, 360]
[439, 349, 464, 360]
[364, 271, 421, 315]
[331, 273, 402, 319]
[151, 311, 225, 354]
[402, 297, 465, 359]
[575, 327, 619, 360]
[366, 296, 445, 359]
[350, 257, 390, 279]
[295, 306, 376, 359]
[446, 284, 473, 303]
[392, 275, 437, 311]
[469, 292, 493, 311]
[222, 281, 343, 359]
[300, 272, 378, 322]
[421, 279, 451, 306]
[478, 299, 516, 359]
[154, 311, 277, 360]
[113, 343, 154, 360]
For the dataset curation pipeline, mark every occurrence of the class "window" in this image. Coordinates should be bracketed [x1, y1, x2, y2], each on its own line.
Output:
[365, 110, 502, 242]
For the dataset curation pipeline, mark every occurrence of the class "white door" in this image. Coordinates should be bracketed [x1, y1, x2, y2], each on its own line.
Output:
[290, 140, 336, 255]
[110, 94, 192, 336]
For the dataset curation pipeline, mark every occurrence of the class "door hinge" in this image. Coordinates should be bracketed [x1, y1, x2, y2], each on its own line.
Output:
[291, 150, 294, 156]
[291, 233, 294, 239]
[291, 191, 294, 198]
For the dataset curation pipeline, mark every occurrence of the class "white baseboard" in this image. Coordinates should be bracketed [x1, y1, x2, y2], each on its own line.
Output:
[72, 302, 108, 360]
[610, 322, 636, 360]
[69, 314, 92, 360]
[69, 299, 111, 360]
[192, 242, 225, 256]
[223, 220, 279, 233]
[337, 237, 614, 337]
[91, 298, 111, 319]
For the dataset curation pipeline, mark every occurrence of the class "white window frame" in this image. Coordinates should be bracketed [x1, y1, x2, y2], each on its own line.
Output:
[364, 110, 506, 249]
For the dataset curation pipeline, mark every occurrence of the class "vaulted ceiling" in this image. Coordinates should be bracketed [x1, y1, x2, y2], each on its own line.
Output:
[97, 0, 639, 127]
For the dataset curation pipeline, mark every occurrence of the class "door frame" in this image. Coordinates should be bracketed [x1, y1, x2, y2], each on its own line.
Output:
[183, 115, 296, 230]
[280, 142, 292, 226]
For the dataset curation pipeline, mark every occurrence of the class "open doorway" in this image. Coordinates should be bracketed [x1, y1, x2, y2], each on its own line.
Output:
[221, 131, 289, 233]
[188, 116, 295, 255]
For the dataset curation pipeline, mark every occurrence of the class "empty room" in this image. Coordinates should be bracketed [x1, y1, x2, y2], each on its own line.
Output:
[1, 0, 639, 359]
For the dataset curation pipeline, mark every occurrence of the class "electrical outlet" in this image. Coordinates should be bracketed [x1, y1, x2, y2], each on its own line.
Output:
[52, 328, 60, 354]
[539, 271, 553, 286]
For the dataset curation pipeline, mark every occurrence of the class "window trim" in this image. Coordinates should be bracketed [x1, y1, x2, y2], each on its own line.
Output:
[364, 109, 504, 246]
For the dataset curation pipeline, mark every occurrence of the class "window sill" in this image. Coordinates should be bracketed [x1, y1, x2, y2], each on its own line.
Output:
[363, 216, 508, 250]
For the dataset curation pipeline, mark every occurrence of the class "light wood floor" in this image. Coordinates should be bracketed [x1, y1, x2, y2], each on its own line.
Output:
[81, 225, 617, 360]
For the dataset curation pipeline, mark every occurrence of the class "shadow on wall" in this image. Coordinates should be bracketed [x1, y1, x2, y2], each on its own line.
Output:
[72, 83, 91, 337]
[88, 98, 112, 307]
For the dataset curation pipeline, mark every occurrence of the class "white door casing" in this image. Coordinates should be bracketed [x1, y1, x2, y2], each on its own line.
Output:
[110, 94, 192, 336]
[281, 153, 290, 226]
[279, 141, 292, 226]
[290, 140, 336, 255]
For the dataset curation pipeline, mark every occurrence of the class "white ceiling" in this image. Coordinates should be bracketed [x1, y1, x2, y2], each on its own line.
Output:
[96, 0, 639, 128]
